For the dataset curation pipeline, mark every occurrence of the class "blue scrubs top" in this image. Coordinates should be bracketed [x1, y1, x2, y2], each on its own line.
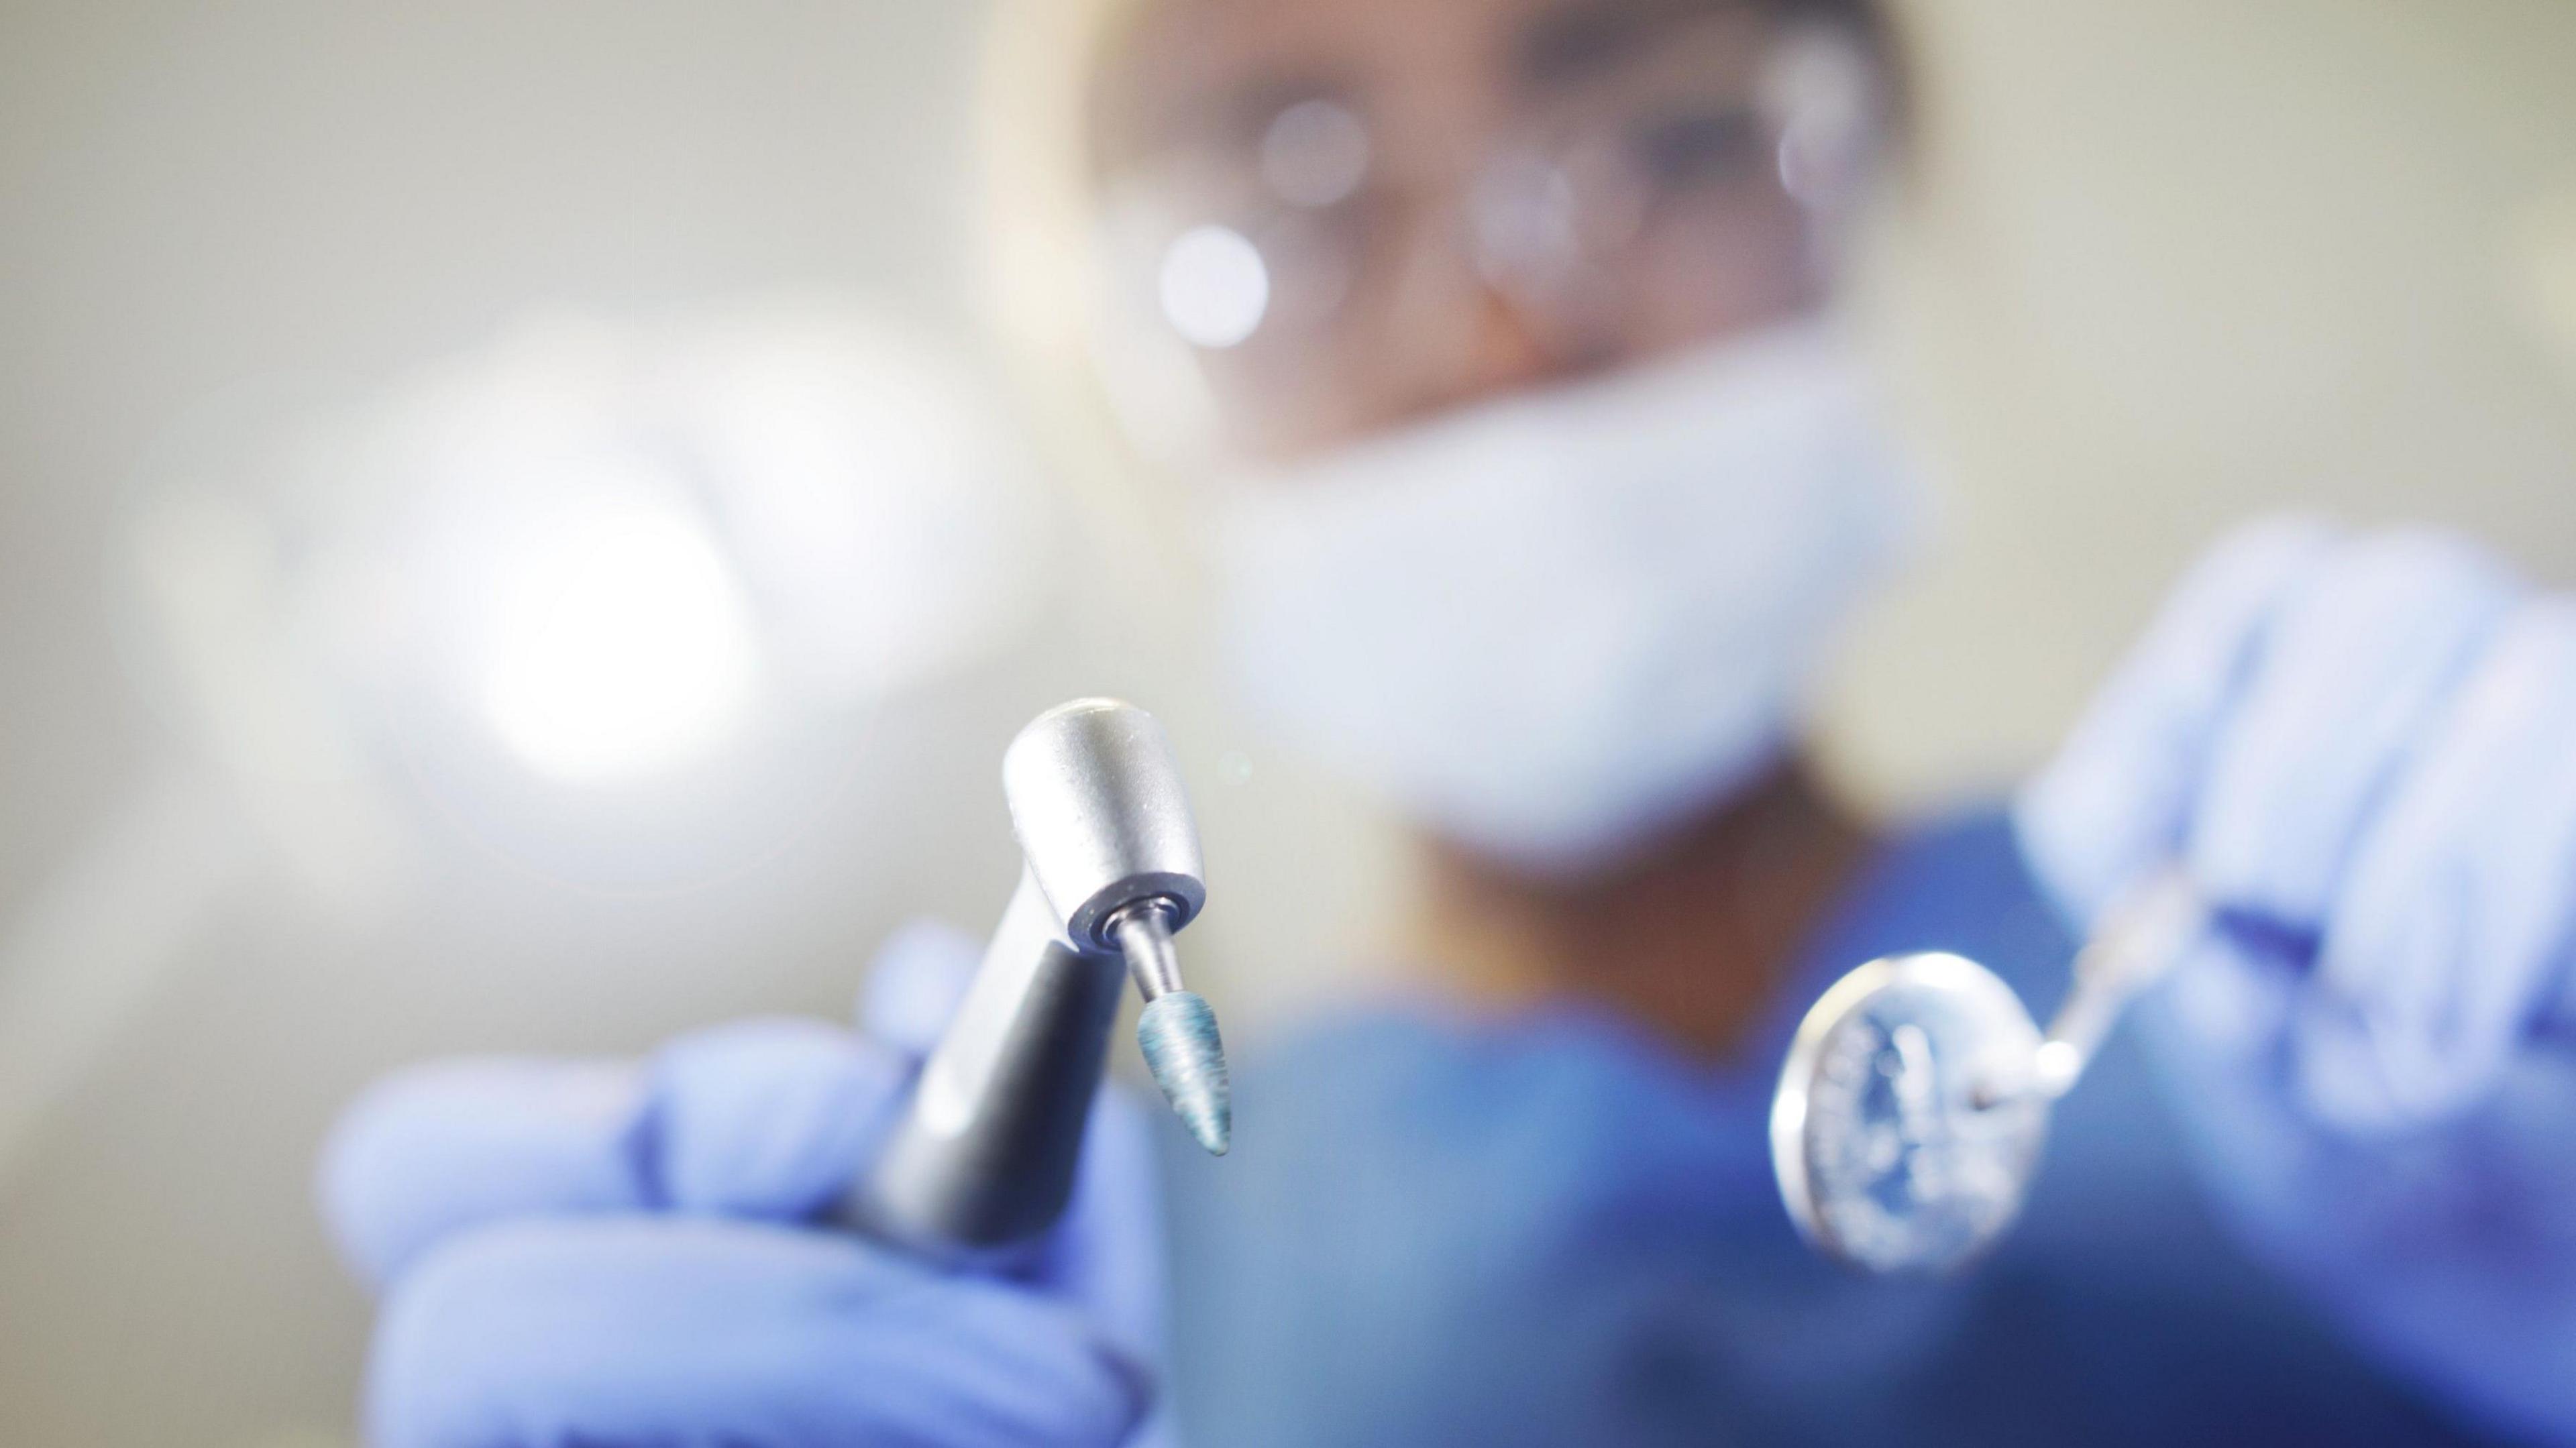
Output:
[1159, 811, 2495, 1445]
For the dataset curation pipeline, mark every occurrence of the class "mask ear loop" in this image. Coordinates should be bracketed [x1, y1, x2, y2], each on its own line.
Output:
[1760, 25, 1890, 279]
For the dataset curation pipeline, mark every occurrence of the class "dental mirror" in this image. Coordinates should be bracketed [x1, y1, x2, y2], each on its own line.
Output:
[1770, 872, 2202, 1273]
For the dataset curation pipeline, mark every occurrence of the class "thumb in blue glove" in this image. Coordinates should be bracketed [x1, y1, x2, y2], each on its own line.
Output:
[317, 920, 1170, 1448]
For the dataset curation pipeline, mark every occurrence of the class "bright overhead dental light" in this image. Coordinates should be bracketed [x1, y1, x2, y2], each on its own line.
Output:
[473, 499, 760, 785]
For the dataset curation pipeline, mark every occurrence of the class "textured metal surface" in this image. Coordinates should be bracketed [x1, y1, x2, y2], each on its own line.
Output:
[1136, 990, 1230, 1156]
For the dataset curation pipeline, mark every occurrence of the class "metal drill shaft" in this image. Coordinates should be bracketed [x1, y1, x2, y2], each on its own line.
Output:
[1112, 901, 1232, 1156]
[1112, 900, 1186, 1001]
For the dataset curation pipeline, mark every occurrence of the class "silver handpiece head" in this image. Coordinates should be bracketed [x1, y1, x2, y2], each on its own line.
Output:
[1004, 700, 1230, 1154]
[1004, 700, 1206, 948]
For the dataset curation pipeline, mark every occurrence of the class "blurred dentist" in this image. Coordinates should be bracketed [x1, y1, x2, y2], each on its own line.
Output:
[320, 0, 2576, 1443]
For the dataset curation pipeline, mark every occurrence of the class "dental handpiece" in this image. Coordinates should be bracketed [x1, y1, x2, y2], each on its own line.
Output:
[843, 698, 1231, 1256]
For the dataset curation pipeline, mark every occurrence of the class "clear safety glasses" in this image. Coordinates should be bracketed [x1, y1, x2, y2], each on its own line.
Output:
[1095, 18, 1885, 431]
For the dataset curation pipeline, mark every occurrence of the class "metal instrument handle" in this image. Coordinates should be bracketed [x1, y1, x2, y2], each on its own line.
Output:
[2030, 868, 2204, 1097]
[841, 867, 1124, 1256]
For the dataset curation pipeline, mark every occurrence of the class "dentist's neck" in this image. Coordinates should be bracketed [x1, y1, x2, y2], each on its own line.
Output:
[1411, 762, 1870, 1060]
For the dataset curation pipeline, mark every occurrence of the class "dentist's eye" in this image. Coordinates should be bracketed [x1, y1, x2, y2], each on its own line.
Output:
[1631, 106, 1765, 190]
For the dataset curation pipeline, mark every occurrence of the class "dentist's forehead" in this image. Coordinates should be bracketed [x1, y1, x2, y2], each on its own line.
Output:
[1094, 0, 1764, 172]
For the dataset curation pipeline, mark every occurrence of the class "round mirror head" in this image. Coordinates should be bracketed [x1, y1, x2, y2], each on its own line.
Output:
[1771, 952, 2049, 1274]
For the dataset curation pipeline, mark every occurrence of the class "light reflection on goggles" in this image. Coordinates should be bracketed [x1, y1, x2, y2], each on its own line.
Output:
[1105, 23, 1884, 364]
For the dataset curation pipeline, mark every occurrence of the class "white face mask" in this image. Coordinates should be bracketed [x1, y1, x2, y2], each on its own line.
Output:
[1210, 322, 1921, 876]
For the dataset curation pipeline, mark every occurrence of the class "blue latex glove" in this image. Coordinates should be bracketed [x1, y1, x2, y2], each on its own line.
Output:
[319, 920, 1171, 1448]
[2018, 517, 2576, 1440]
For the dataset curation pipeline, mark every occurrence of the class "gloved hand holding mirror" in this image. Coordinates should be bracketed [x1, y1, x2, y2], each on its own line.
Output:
[1778, 518, 2576, 1275]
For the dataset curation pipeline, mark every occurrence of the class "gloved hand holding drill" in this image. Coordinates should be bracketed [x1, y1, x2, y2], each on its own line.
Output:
[322, 921, 1167, 1448]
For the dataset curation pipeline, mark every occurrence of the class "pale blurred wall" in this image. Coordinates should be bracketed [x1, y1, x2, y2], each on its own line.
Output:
[0, 5, 1020, 1446]
[0, 1, 2572, 1445]
[1826, 0, 2576, 803]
